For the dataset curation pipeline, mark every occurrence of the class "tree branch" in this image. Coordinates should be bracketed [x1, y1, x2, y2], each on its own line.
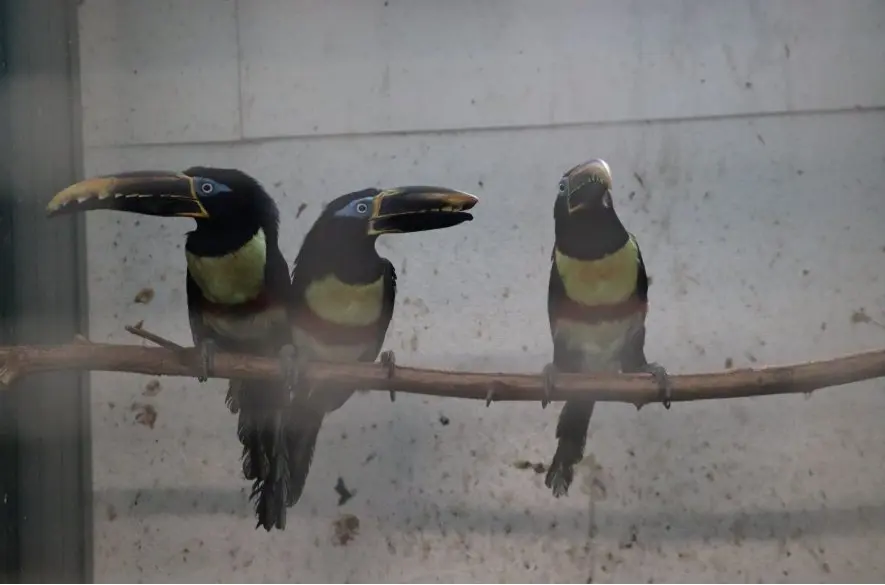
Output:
[1, 336, 884, 406]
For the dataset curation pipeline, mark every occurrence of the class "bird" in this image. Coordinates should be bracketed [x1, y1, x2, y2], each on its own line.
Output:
[47, 167, 300, 529]
[46, 172, 479, 528]
[280, 185, 479, 515]
[540, 158, 670, 498]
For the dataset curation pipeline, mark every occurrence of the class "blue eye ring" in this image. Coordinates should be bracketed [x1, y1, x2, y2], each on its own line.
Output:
[200, 181, 214, 194]
[355, 202, 369, 214]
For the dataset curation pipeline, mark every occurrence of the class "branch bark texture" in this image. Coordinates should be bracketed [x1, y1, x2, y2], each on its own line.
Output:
[1, 342, 884, 407]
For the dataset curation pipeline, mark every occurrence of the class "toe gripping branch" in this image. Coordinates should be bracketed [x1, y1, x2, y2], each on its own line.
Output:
[484, 380, 505, 407]
[380, 350, 396, 402]
[541, 362, 558, 409]
[198, 339, 217, 383]
[646, 361, 672, 409]
[538, 360, 672, 410]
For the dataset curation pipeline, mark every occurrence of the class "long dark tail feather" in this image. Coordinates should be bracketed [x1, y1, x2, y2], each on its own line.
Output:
[283, 402, 323, 507]
[227, 379, 292, 531]
[545, 399, 595, 498]
[251, 411, 289, 531]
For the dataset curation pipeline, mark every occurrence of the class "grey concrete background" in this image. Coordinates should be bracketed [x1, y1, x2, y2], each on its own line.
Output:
[73, 0, 885, 582]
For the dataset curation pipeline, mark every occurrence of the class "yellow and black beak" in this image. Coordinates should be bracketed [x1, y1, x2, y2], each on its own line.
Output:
[367, 186, 478, 235]
[45, 170, 210, 219]
[562, 158, 613, 214]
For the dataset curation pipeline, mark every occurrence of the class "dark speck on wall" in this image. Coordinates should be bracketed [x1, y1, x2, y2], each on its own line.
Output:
[334, 477, 354, 506]
[132, 403, 157, 429]
[142, 379, 162, 396]
[332, 514, 360, 546]
[133, 287, 154, 304]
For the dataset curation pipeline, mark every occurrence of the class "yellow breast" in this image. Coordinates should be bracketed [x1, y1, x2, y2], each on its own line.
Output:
[186, 228, 267, 305]
[554, 238, 639, 306]
[303, 273, 385, 327]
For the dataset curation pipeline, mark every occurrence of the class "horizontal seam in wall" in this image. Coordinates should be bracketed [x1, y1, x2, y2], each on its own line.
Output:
[87, 104, 885, 151]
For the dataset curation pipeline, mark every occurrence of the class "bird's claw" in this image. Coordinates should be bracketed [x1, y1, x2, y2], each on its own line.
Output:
[380, 350, 396, 402]
[485, 381, 503, 408]
[197, 339, 217, 383]
[541, 362, 558, 409]
[645, 361, 672, 409]
[279, 344, 301, 397]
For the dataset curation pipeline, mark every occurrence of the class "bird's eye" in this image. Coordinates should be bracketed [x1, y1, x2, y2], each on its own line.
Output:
[558, 181, 567, 193]
[355, 202, 369, 214]
[200, 182, 214, 194]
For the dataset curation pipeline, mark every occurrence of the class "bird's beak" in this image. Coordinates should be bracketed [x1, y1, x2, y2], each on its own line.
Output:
[563, 158, 613, 214]
[566, 181, 610, 214]
[45, 170, 210, 219]
[367, 186, 478, 235]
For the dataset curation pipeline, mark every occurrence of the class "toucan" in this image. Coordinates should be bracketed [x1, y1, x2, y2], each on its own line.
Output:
[280, 185, 478, 522]
[541, 158, 670, 498]
[46, 169, 478, 529]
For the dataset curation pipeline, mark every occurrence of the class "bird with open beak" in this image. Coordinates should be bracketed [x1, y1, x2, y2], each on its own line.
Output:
[541, 158, 670, 498]
[46, 168, 479, 530]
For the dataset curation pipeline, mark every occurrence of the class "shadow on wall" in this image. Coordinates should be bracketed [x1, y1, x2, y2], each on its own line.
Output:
[96, 483, 885, 545]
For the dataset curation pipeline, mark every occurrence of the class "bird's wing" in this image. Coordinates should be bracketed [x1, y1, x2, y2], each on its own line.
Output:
[359, 258, 396, 363]
[619, 232, 652, 373]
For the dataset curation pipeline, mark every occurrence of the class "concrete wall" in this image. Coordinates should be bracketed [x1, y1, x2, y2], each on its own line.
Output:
[77, 0, 885, 581]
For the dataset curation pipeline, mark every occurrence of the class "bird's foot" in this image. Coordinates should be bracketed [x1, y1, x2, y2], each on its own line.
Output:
[485, 381, 503, 407]
[380, 350, 396, 402]
[643, 361, 672, 409]
[197, 339, 217, 383]
[541, 362, 558, 409]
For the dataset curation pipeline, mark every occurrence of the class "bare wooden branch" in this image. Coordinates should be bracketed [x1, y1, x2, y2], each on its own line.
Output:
[1, 339, 884, 406]
[125, 324, 185, 351]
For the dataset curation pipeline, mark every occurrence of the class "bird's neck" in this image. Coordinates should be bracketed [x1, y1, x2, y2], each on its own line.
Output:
[184, 221, 271, 306]
[186, 219, 272, 258]
[297, 233, 385, 285]
[555, 211, 629, 261]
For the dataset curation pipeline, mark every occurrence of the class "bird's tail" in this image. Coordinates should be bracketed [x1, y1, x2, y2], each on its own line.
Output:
[283, 401, 323, 508]
[226, 379, 292, 531]
[545, 399, 596, 498]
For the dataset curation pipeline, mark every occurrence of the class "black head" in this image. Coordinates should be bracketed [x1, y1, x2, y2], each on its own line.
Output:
[45, 166, 279, 232]
[555, 158, 614, 220]
[306, 185, 478, 247]
[553, 158, 627, 257]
